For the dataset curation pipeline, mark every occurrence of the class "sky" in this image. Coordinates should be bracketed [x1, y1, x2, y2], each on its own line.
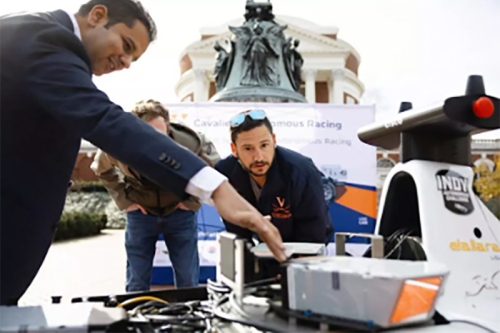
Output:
[2, 0, 499, 139]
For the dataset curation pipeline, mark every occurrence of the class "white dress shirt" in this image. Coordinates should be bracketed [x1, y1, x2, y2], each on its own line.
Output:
[64, 10, 227, 205]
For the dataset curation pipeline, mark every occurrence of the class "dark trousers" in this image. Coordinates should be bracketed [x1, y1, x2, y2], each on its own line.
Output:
[125, 209, 199, 292]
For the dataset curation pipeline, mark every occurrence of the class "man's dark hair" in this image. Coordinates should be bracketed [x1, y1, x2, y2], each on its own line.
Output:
[77, 0, 157, 42]
[230, 116, 273, 143]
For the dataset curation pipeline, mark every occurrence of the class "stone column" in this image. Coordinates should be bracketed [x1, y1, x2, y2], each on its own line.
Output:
[193, 69, 208, 102]
[330, 69, 345, 104]
[304, 69, 317, 103]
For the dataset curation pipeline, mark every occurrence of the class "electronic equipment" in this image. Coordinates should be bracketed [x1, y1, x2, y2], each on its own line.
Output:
[281, 256, 449, 330]
[0, 303, 127, 333]
[216, 233, 330, 306]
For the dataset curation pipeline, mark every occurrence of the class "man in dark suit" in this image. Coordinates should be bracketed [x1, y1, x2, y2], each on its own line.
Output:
[0, 0, 286, 305]
[215, 109, 334, 244]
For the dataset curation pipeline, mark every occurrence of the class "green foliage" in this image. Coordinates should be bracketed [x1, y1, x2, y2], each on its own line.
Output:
[54, 211, 107, 242]
[484, 198, 500, 220]
[69, 181, 107, 193]
[474, 153, 500, 219]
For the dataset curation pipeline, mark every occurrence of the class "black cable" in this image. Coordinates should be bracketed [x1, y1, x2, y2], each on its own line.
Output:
[128, 300, 212, 332]
[132, 300, 172, 315]
[208, 275, 280, 289]
[448, 319, 496, 333]
[132, 322, 156, 333]
[125, 275, 281, 332]
[157, 303, 193, 315]
[246, 275, 280, 287]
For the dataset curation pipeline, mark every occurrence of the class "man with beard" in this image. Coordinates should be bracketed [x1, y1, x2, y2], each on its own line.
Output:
[215, 109, 333, 245]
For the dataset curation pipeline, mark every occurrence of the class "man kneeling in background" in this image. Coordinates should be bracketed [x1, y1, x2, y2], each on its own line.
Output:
[91, 100, 220, 291]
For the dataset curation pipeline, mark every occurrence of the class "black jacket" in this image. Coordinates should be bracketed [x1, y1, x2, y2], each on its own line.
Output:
[0, 10, 208, 304]
[215, 146, 333, 244]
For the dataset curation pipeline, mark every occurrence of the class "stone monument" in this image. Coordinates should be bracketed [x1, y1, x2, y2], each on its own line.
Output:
[210, 0, 307, 103]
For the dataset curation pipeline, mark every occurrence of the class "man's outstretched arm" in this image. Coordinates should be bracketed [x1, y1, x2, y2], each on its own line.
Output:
[23, 28, 286, 262]
[212, 180, 287, 262]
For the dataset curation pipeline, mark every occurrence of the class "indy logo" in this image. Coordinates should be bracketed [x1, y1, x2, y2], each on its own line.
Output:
[436, 170, 474, 215]
[436, 175, 468, 193]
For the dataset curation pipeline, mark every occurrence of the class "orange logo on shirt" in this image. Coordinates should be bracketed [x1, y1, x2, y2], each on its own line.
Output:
[272, 197, 292, 219]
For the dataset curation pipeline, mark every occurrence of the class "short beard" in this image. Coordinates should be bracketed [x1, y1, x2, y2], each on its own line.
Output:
[237, 158, 269, 177]
[248, 169, 267, 177]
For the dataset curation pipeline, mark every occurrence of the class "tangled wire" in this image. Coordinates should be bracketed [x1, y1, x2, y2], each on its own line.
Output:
[119, 276, 279, 332]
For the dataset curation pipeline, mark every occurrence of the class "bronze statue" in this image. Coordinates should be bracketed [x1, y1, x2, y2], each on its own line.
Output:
[291, 39, 304, 90]
[283, 37, 303, 91]
[213, 40, 234, 90]
[230, 21, 286, 87]
[210, 0, 306, 103]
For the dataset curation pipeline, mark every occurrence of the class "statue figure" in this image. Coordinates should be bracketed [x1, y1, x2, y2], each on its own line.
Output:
[283, 37, 294, 88]
[230, 21, 286, 87]
[213, 40, 234, 91]
[209, 0, 307, 103]
[283, 37, 304, 91]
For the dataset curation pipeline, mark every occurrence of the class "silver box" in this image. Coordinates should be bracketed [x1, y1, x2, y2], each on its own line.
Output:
[286, 256, 449, 329]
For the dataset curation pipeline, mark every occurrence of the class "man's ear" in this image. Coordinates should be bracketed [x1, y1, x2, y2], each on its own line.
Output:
[272, 133, 277, 148]
[230, 142, 237, 157]
[87, 5, 109, 27]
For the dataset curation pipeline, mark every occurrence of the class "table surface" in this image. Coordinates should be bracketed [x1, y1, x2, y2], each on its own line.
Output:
[213, 298, 491, 333]
[64, 285, 492, 333]
[3, 292, 491, 333]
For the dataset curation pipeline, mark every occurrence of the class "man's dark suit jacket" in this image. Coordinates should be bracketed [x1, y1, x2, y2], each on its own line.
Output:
[215, 146, 333, 244]
[0, 10, 208, 304]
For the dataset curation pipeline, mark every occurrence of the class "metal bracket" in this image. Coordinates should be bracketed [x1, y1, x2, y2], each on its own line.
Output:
[335, 232, 384, 259]
[216, 232, 246, 301]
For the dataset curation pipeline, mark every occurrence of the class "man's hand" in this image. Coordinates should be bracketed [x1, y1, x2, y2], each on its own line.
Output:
[176, 202, 190, 210]
[125, 203, 147, 214]
[212, 181, 287, 262]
